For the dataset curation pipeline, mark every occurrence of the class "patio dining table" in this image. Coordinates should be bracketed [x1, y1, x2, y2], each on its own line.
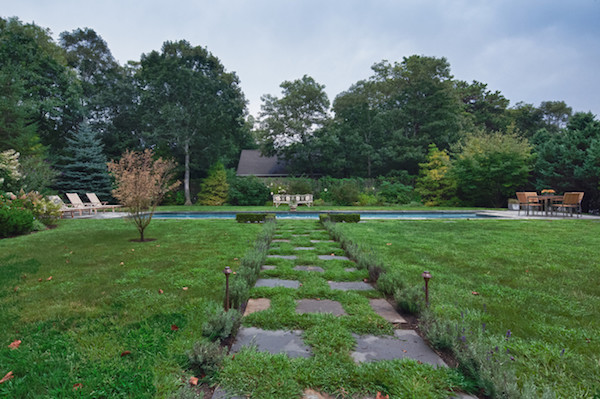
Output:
[536, 194, 563, 216]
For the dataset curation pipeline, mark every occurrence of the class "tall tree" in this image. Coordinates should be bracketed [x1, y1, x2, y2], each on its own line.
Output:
[54, 121, 113, 200]
[539, 100, 572, 132]
[0, 17, 83, 157]
[139, 40, 249, 204]
[455, 80, 510, 132]
[258, 75, 330, 174]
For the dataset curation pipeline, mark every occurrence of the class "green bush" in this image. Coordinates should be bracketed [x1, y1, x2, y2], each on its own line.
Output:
[228, 175, 271, 206]
[235, 213, 274, 223]
[161, 190, 185, 205]
[377, 181, 416, 204]
[376, 269, 406, 296]
[0, 205, 34, 238]
[330, 181, 361, 205]
[202, 309, 242, 342]
[187, 340, 226, 378]
[287, 178, 313, 194]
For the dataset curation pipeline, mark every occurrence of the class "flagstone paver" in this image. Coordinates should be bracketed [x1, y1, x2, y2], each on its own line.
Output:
[370, 298, 407, 324]
[261, 265, 277, 270]
[294, 246, 316, 250]
[272, 239, 291, 243]
[296, 299, 346, 316]
[211, 387, 244, 399]
[345, 267, 357, 272]
[255, 278, 300, 289]
[351, 330, 446, 367]
[318, 255, 350, 260]
[267, 254, 297, 260]
[328, 281, 374, 291]
[232, 327, 311, 358]
[243, 298, 271, 316]
[294, 265, 325, 272]
[310, 239, 335, 243]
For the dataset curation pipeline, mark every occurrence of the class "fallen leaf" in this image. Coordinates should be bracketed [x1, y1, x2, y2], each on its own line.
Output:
[189, 376, 198, 386]
[38, 278, 42, 282]
[171, 324, 179, 331]
[120, 262, 124, 265]
[158, 289, 164, 294]
[0, 371, 14, 384]
[330, 253, 335, 256]
[182, 287, 188, 291]
[386, 243, 392, 246]
[13, 287, 18, 292]
[472, 291, 479, 295]
[233, 257, 238, 261]
[21, 274, 27, 279]
[121, 351, 131, 357]
[69, 251, 73, 254]
[231, 354, 235, 360]
[402, 349, 407, 353]
[376, 392, 389, 399]
[47, 276, 53, 281]
[156, 244, 160, 247]
[233, 271, 237, 275]
[131, 249, 135, 252]
[73, 383, 83, 390]
[8, 340, 21, 349]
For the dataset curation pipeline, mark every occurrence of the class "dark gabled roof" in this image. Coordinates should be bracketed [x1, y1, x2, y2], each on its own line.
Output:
[236, 149, 289, 177]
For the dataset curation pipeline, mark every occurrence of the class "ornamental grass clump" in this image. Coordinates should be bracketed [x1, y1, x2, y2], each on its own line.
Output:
[108, 149, 180, 241]
[187, 340, 227, 379]
[202, 308, 242, 342]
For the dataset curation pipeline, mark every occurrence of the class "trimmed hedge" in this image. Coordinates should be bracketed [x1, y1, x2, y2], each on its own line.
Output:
[0, 206, 34, 238]
[235, 213, 275, 223]
[319, 213, 360, 223]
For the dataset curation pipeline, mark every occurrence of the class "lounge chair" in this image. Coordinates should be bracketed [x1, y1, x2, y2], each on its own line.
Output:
[86, 193, 123, 212]
[65, 193, 98, 215]
[554, 192, 584, 217]
[47, 195, 78, 218]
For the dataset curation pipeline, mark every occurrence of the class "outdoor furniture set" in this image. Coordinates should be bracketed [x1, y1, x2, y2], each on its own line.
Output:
[49, 193, 122, 218]
[515, 191, 584, 217]
[272, 194, 313, 208]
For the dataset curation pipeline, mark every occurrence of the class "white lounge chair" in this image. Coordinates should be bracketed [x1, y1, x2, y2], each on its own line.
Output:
[86, 193, 122, 212]
[65, 193, 98, 215]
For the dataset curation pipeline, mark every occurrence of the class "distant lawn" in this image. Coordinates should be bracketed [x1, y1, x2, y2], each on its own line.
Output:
[157, 205, 496, 212]
[0, 219, 261, 398]
[338, 219, 600, 397]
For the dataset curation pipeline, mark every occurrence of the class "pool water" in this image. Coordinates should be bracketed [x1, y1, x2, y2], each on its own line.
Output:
[152, 212, 495, 220]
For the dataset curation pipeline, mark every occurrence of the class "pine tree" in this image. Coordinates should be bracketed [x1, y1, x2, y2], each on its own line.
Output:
[55, 122, 113, 200]
[197, 162, 229, 205]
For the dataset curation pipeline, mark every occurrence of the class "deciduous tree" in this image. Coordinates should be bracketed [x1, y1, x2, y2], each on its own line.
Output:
[107, 149, 179, 241]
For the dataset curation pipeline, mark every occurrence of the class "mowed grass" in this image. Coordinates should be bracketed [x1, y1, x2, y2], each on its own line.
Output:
[0, 219, 261, 398]
[338, 219, 600, 397]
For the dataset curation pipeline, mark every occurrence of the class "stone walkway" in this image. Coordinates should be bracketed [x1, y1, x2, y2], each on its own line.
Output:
[220, 221, 475, 399]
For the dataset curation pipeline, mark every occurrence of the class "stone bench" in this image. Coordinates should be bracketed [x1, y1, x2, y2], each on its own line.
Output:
[273, 194, 313, 208]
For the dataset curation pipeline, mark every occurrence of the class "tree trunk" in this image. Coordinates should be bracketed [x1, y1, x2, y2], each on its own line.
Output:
[184, 139, 192, 205]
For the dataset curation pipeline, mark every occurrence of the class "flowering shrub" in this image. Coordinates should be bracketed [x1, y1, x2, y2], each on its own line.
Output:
[0, 190, 62, 224]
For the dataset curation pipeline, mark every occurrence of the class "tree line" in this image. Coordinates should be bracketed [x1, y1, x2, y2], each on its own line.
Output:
[1, 17, 599, 210]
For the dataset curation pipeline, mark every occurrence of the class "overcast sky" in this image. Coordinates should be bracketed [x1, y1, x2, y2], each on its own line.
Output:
[2, 0, 600, 118]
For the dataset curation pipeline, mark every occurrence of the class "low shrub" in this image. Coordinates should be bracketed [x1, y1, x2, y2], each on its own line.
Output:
[321, 213, 360, 223]
[161, 190, 185, 205]
[187, 340, 226, 378]
[394, 285, 425, 315]
[0, 205, 34, 238]
[330, 181, 360, 205]
[377, 181, 416, 204]
[229, 277, 249, 310]
[376, 269, 406, 296]
[202, 309, 242, 342]
[228, 175, 271, 206]
[235, 213, 274, 223]
[287, 178, 313, 195]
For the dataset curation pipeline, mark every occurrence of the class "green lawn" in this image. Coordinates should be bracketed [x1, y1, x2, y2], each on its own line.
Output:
[337, 219, 600, 397]
[0, 219, 261, 398]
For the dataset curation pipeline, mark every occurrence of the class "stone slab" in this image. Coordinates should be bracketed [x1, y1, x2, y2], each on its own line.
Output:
[267, 254, 297, 260]
[296, 299, 346, 316]
[303, 389, 335, 399]
[318, 255, 350, 261]
[212, 387, 244, 399]
[292, 234, 310, 237]
[261, 265, 277, 270]
[255, 278, 300, 289]
[272, 239, 290, 243]
[294, 265, 325, 272]
[370, 298, 407, 324]
[243, 298, 271, 316]
[351, 330, 446, 367]
[294, 246, 316, 250]
[448, 393, 478, 399]
[345, 267, 357, 272]
[231, 326, 311, 358]
[310, 239, 335, 243]
[328, 281, 374, 291]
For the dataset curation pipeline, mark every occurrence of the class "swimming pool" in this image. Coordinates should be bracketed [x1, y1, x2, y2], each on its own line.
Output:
[152, 211, 496, 220]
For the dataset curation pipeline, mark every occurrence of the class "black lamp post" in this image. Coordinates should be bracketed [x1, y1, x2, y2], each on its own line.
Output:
[422, 271, 432, 307]
[223, 266, 232, 311]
